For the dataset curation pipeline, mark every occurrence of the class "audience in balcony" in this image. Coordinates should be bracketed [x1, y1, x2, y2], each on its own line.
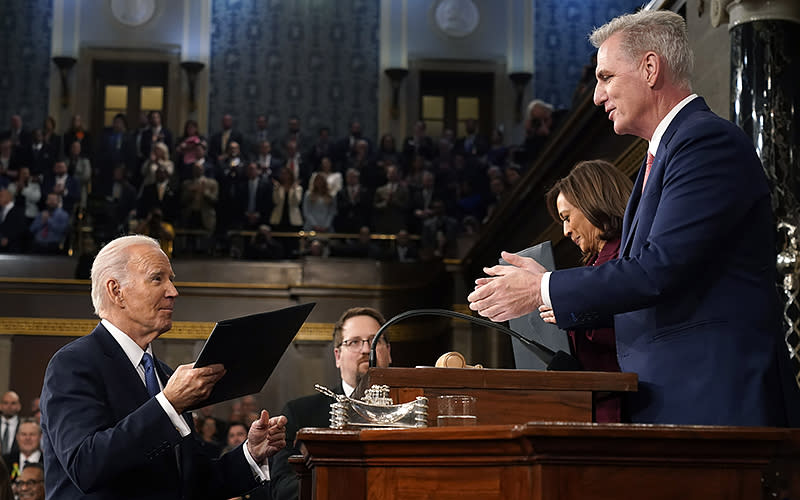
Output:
[61, 114, 91, 159]
[181, 162, 219, 234]
[66, 141, 92, 212]
[454, 118, 488, 158]
[334, 168, 372, 234]
[139, 110, 172, 157]
[389, 229, 419, 263]
[251, 115, 270, 155]
[306, 126, 333, 170]
[402, 120, 435, 163]
[7, 167, 41, 226]
[208, 114, 245, 165]
[373, 165, 409, 235]
[253, 140, 280, 179]
[302, 172, 337, 233]
[42, 116, 61, 154]
[30, 193, 70, 254]
[176, 119, 207, 180]
[24, 129, 56, 177]
[270, 167, 304, 232]
[244, 224, 285, 260]
[41, 161, 79, 215]
[0, 187, 27, 253]
[137, 165, 178, 222]
[0, 91, 572, 261]
[236, 162, 273, 230]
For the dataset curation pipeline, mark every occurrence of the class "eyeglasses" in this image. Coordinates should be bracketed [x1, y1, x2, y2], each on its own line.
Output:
[338, 337, 385, 352]
[15, 479, 43, 488]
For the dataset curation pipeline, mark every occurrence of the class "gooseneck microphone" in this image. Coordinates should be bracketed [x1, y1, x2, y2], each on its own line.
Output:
[368, 309, 581, 371]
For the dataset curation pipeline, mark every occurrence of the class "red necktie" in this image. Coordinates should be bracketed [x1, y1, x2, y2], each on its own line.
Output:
[642, 152, 655, 193]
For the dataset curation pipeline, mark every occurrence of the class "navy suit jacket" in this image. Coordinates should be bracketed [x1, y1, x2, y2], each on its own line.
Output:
[549, 97, 800, 426]
[40, 323, 264, 500]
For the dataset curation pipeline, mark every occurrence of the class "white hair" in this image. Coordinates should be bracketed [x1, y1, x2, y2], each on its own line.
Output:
[90, 235, 163, 317]
[589, 10, 693, 90]
[526, 99, 554, 117]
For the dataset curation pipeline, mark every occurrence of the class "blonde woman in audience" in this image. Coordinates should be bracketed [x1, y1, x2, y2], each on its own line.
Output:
[302, 172, 337, 232]
[308, 156, 342, 198]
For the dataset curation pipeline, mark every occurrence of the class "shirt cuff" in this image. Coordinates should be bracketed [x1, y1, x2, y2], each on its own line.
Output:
[243, 440, 271, 482]
[541, 271, 553, 308]
[155, 392, 192, 437]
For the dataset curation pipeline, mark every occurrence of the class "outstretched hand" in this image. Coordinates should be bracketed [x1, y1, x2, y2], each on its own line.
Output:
[467, 251, 547, 322]
[246, 410, 287, 464]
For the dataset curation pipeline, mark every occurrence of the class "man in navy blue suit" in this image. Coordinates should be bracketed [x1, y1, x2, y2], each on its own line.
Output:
[468, 10, 800, 426]
[40, 234, 287, 499]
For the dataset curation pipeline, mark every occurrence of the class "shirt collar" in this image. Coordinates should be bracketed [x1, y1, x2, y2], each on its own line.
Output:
[342, 379, 355, 398]
[20, 449, 41, 463]
[649, 94, 698, 156]
[101, 319, 153, 369]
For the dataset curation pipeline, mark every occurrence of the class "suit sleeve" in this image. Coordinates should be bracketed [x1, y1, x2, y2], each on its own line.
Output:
[550, 117, 768, 328]
[41, 347, 185, 494]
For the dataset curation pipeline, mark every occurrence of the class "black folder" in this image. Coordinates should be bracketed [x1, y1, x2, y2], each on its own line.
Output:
[191, 302, 316, 408]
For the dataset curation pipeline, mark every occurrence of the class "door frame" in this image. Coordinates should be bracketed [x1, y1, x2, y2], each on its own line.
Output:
[71, 48, 184, 140]
[405, 59, 513, 142]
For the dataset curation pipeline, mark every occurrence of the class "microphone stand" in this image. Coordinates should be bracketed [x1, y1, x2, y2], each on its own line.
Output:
[368, 308, 581, 371]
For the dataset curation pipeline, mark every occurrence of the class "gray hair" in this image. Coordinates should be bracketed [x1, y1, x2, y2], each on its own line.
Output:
[526, 99, 554, 116]
[589, 10, 693, 90]
[90, 235, 163, 317]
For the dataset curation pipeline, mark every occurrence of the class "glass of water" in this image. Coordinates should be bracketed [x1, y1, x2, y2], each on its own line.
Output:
[436, 395, 477, 426]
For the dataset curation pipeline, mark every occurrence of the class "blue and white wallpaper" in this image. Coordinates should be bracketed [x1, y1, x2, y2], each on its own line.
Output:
[0, 0, 53, 129]
[533, 0, 644, 110]
[209, 0, 380, 141]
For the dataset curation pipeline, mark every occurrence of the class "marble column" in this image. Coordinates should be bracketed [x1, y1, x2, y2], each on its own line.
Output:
[717, 0, 800, 386]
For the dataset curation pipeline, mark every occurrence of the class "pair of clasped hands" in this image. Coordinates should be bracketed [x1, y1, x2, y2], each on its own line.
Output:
[467, 251, 556, 325]
[163, 362, 287, 463]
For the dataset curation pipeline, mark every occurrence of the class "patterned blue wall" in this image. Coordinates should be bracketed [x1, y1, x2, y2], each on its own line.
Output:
[0, 0, 53, 130]
[533, 0, 644, 110]
[209, 0, 379, 142]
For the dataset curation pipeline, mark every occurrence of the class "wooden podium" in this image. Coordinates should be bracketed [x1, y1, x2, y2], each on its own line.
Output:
[297, 423, 800, 500]
[357, 367, 638, 425]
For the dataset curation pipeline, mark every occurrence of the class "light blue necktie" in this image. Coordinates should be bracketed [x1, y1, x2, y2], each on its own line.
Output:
[141, 352, 161, 398]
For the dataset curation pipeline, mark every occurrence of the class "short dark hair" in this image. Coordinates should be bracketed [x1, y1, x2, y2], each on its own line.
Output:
[332, 307, 387, 347]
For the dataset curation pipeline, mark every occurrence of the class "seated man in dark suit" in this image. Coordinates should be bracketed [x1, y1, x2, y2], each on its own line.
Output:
[40, 234, 288, 500]
[15, 461, 45, 500]
[2, 418, 42, 481]
[270, 307, 392, 500]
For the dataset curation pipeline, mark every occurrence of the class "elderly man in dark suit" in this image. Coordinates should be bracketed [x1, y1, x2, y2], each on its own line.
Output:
[40, 234, 287, 499]
[468, 10, 800, 426]
[270, 307, 392, 500]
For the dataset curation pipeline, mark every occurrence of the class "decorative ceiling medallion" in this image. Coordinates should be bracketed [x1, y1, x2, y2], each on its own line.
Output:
[433, 0, 480, 38]
[110, 0, 158, 27]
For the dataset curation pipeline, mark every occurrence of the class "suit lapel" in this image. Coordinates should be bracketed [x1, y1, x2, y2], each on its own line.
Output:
[621, 156, 648, 256]
[619, 97, 710, 257]
[92, 324, 152, 407]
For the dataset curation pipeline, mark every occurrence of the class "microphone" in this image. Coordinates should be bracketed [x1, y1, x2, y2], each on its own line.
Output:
[368, 308, 581, 371]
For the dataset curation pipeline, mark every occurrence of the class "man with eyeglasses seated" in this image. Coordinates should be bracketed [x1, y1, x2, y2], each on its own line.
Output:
[270, 307, 392, 500]
[15, 462, 44, 500]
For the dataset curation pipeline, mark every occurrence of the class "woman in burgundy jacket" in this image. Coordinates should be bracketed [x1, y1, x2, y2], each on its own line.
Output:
[540, 159, 632, 422]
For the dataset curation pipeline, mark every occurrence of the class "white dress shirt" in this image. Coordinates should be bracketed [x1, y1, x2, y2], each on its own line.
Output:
[101, 319, 269, 480]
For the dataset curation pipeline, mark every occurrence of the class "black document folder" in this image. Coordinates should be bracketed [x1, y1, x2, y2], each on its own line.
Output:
[191, 302, 316, 408]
